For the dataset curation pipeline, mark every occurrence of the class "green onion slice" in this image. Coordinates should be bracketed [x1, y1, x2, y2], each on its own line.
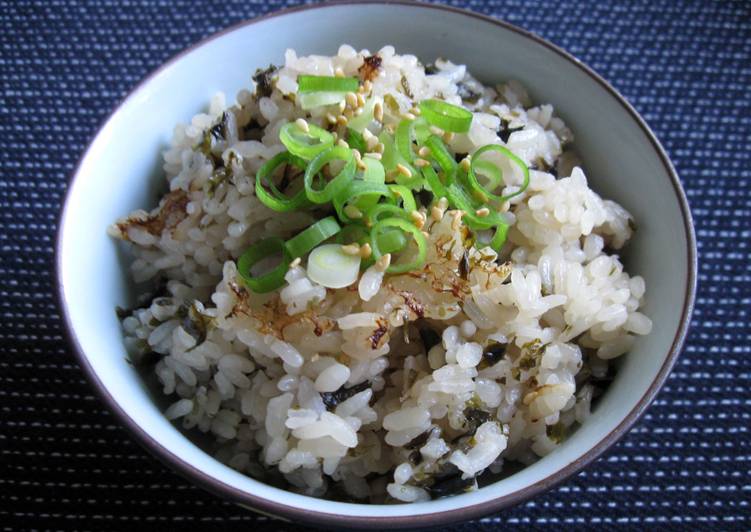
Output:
[419, 99, 473, 133]
[388, 184, 417, 212]
[298, 92, 346, 110]
[423, 135, 457, 175]
[304, 146, 356, 204]
[285, 216, 341, 259]
[347, 128, 367, 154]
[297, 75, 359, 93]
[347, 97, 376, 132]
[237, 237, 290, 293]
[395, 119, 416, 162]
[334, 180, 393, 224]
[366, 203, 412, 225]
[370, 217, 428, 274]
[255, 152, 310, 212]
[279, 122, 334, 160]
[421, 165, 449, 199]
[467, 144, 530, 202]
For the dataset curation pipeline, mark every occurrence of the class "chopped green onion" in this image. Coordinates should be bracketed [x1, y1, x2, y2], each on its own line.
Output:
[370, 217, 428, 274]
[307, 243, 361, 288]
[472, 159, 503, 190]
[366, 203, 412, 225]
[419, 99, 473, 133]
[388, 184, 417, 212]
[237, 237, 290, 293]
[421, 165, 447, 198]
[297, 75, 359, 93]
[467, 144, 530, 202]
[255, 152, 310, 212]
[347, 128, 367, 154]
[424, 135, 457, 175]
[279, 122, 334, 160]
[285, 216, 341, 259]
[347, 97, 376, 132]
[304, 146, 356, 204]
[298, 92, 346, 110]
[334, 180, 393, 223]
[395, 119, 416, 162]
[377, 229, 408, 254]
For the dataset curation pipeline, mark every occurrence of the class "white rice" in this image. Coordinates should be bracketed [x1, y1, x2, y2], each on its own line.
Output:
[111, 45, 652, 503]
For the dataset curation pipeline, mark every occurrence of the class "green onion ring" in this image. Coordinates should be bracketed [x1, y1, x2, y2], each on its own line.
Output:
[347, 128, 367, 154]
[370, 217, 428, 274]
[255, 152, 309, 212]
[334, 180, 393, 223]
[366, 203, 412, 225]
[423, 135, 457, 175]
[285, 216, 342, 259]
[395, 119, 416, 162]
[304, 146, 356, 204]
[297, 75, 359, 93]
[279, 122, 335, 160]
[237, 237, 290, 293]
[419, 99, 473, 133]
[388, 184, 417, 212]
[467, 144, 530, 202]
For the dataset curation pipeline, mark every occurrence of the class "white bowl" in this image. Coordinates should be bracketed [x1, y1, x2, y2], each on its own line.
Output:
[56, 2, 697, 528]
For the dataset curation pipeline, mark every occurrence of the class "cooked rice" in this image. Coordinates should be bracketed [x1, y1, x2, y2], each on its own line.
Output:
[111, 44, 652, 503]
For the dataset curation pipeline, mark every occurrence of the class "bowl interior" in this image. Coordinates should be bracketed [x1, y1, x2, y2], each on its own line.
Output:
[58, 2, 693, 524]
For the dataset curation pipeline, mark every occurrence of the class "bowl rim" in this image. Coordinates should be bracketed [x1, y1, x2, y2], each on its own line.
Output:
[55, 0, 698, 528]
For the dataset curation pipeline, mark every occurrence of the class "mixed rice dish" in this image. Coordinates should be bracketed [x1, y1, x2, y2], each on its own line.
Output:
[111, 45, 652, 503]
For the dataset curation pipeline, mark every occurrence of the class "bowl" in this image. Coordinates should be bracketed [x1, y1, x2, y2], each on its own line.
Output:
[56, 1, 697, 528]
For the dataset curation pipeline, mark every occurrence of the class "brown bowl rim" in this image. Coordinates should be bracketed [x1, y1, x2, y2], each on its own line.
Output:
[55, 1, 698, 528]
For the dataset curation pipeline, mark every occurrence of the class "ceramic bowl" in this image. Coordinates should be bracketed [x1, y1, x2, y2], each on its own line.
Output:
[57, 1, 697, 528]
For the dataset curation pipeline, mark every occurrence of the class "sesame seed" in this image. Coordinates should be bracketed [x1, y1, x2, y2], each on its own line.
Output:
[410, 106, 421, 115]
[374, 101, 384, 122]
[359, 243, 372, 259]
[289, 257, 301, 269]
[410, 210, 426, 229]
[443, 132, 455, 143]
[334, 67, 345, 78]
[345, 92, 358, 108]
[414, 158, 430, 168]
[365, 152, 382, 160]
[356, 93, 366, 107]
[418, 146, 431, 158]
[336, 115, 349, 126]
[295, 118, 309, 133]
[460, 157, 471, 171]
[338, 100, 346, 113]
[326, 113, 338, 124]
[475, 207, 490, 217]
[343, 108, 354, 119]
[363, 80, 373, 92]
[373, 142, 385, 154]
[341, 243, 361, 255]
[402, 112, 416, 121]
[437, 197, 449, 210]
[337, 139, 350, 149]
[375, 253, 392, 272]
[396, 163, 412, 178]
[429, 125, 444, 136]
[343, 204, 363, 219]
[451, 210, 465, 231]
[430, 205, 443, 221]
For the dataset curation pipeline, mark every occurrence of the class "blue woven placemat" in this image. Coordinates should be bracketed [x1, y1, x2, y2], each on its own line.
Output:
[1, 0, 749, 529]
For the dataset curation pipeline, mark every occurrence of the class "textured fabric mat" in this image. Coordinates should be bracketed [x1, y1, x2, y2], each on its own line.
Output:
[1, 0, 749, 529]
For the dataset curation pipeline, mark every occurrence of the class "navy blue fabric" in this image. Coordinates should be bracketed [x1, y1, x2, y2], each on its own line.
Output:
[0, 0, 749, 529]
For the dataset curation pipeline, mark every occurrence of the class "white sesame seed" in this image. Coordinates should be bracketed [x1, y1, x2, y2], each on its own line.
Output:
[375, 253, 392, 272]
[374, 102, 384, 122]
[289, 257, 301, 269]
[345, 92, 358, 108]
[337, 139, 350, 149]
[294, 118, 309, 133]
[343, 205, 363, 219]
[396, 163, 412, 178]
[334, 67, 345, 78]
[414, 158, 430, 168]
[418, 146, 431, 158]
[475, 207, 490, 217]
[365, 151, 382, 160]
[429, 125, 444, 136]
[341, 243, 361, 255]
[359, 243, 372, 259]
